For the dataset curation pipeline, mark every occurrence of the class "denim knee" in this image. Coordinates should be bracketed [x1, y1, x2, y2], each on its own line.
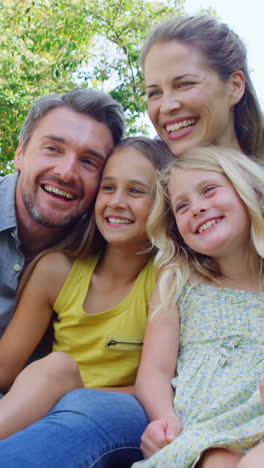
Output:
[0, 389, 148, 468]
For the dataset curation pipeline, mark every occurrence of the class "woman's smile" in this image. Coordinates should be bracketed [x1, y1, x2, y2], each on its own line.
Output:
[144, 40, 242, 156]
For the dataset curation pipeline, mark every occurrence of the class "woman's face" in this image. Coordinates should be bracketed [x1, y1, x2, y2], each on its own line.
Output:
[144, 40, 243, 156]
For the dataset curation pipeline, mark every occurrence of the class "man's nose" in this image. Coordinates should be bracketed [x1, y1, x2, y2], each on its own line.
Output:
[55, 154, 79, 183]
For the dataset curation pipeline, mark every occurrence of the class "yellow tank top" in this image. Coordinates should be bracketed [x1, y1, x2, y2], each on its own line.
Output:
[53, 253, 156, 388]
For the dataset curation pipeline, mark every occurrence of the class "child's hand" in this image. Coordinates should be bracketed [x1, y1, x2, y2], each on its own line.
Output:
[140, 415, 183, 459]
[260, 378, 264, 407]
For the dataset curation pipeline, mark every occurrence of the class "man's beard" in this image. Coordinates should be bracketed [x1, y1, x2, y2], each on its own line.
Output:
[22, 192, 83, 228]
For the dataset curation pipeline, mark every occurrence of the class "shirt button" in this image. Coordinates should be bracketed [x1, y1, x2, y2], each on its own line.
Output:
[13, 264, 21, 272]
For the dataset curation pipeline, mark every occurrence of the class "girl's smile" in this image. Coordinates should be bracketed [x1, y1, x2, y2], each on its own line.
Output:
[195, 216, 224, 235]
[105, 215, 133, 227]
[95, 147, 156, 249]
[169, 169, 251, 260]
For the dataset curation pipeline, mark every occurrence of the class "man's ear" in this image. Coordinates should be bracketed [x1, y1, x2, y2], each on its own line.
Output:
[228, 70, 246, 106]
[14, 141, 24, 171]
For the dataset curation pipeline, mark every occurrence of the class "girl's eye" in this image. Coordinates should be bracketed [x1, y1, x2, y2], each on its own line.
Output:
[130, 188, 144, 195]
[203, 186, 217, 195]
[101, 184, 114, 191]
[175, 202, 188, 213]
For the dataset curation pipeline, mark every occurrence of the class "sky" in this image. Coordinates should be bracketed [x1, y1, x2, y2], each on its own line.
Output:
[185, 0, 264, 108]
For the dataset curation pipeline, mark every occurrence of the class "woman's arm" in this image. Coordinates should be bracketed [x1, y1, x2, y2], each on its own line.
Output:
[0, 252, 72, 392]
[135, 284, 181, 457]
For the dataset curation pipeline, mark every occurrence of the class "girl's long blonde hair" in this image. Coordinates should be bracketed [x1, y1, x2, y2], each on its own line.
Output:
[147, 146, 264, 311]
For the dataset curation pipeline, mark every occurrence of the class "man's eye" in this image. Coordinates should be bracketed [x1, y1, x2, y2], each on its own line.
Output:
[83, 159, 97, 167]
[46, 145, 57, 152]
[82, 159, 102, 172]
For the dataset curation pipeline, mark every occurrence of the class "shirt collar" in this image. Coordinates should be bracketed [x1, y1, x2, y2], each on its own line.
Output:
[0, 172, 19, 232]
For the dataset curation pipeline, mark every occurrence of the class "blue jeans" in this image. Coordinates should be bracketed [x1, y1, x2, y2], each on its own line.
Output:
[0, 389, 148, 467]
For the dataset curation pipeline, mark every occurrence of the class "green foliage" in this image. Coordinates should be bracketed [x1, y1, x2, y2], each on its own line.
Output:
[0, 0, 185, 174]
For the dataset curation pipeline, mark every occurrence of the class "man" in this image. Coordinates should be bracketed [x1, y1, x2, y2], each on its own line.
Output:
[0, 88, 148, 467]
[1, 87, 123, 337]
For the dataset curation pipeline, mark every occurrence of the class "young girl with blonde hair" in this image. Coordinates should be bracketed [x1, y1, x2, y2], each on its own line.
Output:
[133, 146, 264, 468]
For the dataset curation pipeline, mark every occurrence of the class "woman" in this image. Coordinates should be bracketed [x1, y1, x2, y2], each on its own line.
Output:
[137, 14, 264, 464]
[0, 15, 263, 468]
[141, 15, 264, 161]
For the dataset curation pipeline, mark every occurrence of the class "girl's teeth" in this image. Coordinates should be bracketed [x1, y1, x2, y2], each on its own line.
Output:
[108, 217, 131, 224]
[198, 219, 220, 233]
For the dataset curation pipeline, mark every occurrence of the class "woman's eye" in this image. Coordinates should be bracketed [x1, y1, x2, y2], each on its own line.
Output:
[147, 89, 161, 99]
[177, 81, 195, 88]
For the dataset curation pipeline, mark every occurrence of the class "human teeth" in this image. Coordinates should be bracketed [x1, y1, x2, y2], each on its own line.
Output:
[198, 219, 220, 233]
[108, 217, 132, 224]
[166, 119, 196, 133]
[44, 185, 74, 199]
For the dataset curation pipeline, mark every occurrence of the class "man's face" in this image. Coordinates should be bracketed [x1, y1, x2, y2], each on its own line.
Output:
[15, 107, 114, 228]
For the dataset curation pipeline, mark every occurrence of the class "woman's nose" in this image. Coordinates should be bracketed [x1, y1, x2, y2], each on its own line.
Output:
[160, 91, 182, 114]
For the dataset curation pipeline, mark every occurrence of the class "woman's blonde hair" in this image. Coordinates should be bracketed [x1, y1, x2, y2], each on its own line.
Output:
[147, 146, 264, 311]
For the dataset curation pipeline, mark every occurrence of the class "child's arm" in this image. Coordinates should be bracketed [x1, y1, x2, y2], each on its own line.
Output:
[0, 352, 84, 439]
[0, 252, 71, 392]
[93, 385, 135, 393]
[135, 285, 182, 458]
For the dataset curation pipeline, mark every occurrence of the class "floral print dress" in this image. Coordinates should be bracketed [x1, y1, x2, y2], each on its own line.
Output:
[132, 284, 264, 468]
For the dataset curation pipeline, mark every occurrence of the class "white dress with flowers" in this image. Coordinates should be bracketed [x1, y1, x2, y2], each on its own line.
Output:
[132, 284, 264, 468]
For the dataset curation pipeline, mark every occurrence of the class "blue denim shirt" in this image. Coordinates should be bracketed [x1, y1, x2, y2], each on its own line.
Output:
[0, 172, 25, 336]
